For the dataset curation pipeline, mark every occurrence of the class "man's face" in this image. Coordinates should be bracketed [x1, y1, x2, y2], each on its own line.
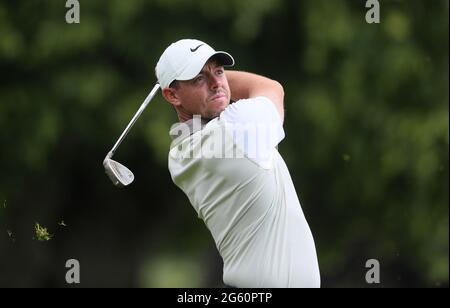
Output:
[169, 60, 231, 120]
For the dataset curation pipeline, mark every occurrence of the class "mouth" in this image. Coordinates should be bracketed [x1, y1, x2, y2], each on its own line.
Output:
[210, 93, 227, 102]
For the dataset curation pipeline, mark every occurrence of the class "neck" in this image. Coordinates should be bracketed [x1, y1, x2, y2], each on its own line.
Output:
[174, 106, 192, 122]
[178, 113, 191, 123]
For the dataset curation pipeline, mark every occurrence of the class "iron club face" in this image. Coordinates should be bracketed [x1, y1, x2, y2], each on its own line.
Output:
[103, 154, 134, 187]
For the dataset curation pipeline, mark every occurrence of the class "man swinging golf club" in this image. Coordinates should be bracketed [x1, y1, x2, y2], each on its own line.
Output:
[156, 39, 320, 288]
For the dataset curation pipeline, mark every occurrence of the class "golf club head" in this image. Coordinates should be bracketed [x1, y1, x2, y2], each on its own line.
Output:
[103, 156, 134, 187]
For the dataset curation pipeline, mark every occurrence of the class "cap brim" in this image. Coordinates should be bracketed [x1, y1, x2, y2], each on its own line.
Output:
[211, 51, 234, 67]
[176, 51, 235, 82]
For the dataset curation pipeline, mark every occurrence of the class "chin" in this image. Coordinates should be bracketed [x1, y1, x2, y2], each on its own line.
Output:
[205, 108, 225, 120]
[204, 99, 230, 119]
[205, 111, 221, 120]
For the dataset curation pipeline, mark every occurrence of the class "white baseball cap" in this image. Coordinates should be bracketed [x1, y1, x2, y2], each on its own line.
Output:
[155, 39, 234, 89]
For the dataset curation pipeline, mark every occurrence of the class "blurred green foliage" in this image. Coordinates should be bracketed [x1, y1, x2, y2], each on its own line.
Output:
[0, 0, 448, 287]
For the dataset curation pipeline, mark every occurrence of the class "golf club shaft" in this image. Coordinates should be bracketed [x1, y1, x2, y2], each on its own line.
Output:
[110, 83, 160, 156]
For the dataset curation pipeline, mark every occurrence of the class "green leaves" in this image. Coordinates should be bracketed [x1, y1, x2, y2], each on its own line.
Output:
[34, 223, 52, 242]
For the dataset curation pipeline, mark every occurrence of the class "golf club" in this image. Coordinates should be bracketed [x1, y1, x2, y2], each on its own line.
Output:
[103, 83, 160, 187]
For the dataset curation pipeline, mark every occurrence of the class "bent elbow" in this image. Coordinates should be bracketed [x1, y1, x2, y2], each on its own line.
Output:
[274, 80, 285, 98]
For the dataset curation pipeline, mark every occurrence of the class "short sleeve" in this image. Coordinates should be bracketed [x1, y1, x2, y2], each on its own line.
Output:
[220, 96, 285, 168]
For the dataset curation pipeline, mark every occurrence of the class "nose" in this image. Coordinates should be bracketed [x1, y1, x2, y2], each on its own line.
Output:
[208, 74, 221, 90]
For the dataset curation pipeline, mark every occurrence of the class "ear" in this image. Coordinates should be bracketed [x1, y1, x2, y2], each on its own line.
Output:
[162, 88, 182, 107]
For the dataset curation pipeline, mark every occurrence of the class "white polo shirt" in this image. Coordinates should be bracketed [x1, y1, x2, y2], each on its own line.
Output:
[168, 97, 320, 288]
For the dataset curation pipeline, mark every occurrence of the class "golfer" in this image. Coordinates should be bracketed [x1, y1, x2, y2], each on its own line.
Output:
[156, 39, 320, 288]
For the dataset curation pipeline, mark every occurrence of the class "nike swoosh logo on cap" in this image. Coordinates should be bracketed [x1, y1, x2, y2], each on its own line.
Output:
[190, 44, 204, 52]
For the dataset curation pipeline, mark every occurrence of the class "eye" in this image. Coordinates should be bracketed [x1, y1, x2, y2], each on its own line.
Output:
[194, 75, 204, 83]
[216, 68, 224, 75]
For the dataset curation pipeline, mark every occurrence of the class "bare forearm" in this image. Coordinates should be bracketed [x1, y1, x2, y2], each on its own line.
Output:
[226, 70, 259, 101]
[226, 71, 277, 100]
[226, 70, 285, 122]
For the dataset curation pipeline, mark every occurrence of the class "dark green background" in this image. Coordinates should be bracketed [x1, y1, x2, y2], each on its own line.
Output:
[0, 0, 448, 287]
